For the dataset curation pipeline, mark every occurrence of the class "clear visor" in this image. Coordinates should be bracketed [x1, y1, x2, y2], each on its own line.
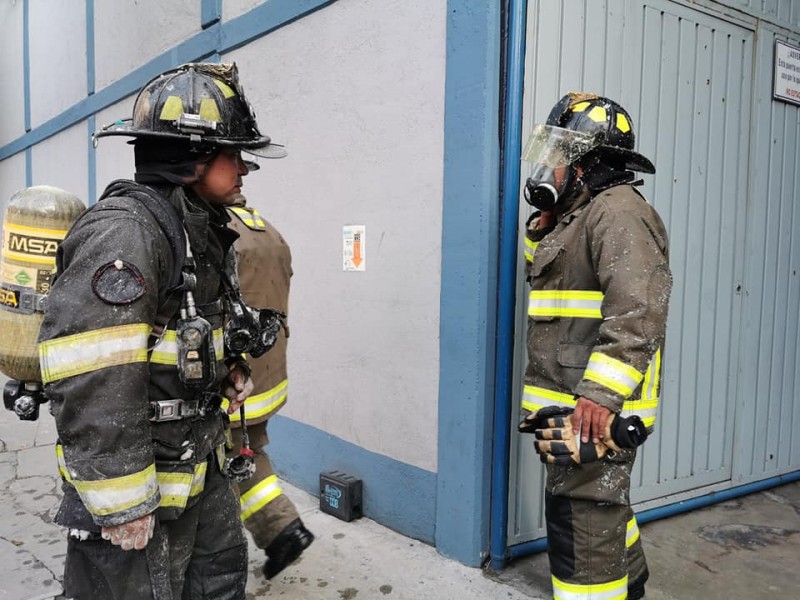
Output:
[521, 124, 602, 167]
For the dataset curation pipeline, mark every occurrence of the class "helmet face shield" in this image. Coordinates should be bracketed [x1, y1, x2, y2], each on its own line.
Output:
[521, 124, 602, 168]
[521, 124, 601, 210]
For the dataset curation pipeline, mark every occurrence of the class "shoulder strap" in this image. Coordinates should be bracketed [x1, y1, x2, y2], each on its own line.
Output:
[98, 180, 188, 332]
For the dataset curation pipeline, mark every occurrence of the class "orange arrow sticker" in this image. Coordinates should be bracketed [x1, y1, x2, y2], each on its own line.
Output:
[343, 225, 366, 271]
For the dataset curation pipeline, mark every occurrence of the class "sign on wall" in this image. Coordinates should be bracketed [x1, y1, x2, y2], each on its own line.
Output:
[343, 225, 366, 271]
[773, 40, 800, 106]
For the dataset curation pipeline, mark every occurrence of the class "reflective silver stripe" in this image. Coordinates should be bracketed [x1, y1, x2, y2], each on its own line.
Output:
[39, 323, 151, 383]
[157, 471, 193, 509]
[72, 464, 158, 516]
[626, 516, 640, 547]
[621, 401, 658, 428]
[157, 461, 207, 509]
[529, 290, 604, 319]
[240, 474, 282, 521]
[552, 574, 628, 600]
[226, 379, 288, 422]
[190, 461, 208, 496]
[521, 385, 575, 414]
[150, 328, 224, 365]
[583, 352, 644, 397]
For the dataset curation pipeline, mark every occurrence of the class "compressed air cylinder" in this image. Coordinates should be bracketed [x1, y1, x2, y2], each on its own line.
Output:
[0, 186, 85, 382]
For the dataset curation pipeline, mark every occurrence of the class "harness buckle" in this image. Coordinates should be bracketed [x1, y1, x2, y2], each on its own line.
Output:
[149, 398, 199, 422]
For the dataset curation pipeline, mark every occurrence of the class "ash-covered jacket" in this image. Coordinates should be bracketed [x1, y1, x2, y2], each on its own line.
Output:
[38, 181, 239, 530]
[523, 183, 672, 430]
[224, 200, 292, 427]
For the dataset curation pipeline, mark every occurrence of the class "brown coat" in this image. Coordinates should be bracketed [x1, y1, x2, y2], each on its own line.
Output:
[523, 183, 671, 430]
[226, 199, 292, 426]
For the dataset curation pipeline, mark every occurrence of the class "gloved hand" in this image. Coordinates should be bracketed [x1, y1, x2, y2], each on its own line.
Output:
[101, 513, 156, 551]
[519, 405, 648, 465]
[223, 364, 253, 415]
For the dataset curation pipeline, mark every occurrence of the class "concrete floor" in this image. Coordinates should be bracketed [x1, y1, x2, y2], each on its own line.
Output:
[0, 404, 798, 599]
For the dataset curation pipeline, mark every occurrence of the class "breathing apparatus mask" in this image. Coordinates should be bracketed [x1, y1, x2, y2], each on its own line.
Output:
[521, 124, 602, 211]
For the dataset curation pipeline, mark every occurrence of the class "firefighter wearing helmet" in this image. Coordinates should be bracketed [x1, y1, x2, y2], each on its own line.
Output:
[518, 93, 672, 600]
[37, 63, 286, 598]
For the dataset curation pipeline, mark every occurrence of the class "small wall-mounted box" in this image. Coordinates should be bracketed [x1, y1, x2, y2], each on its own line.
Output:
[319, 470, 363, 522]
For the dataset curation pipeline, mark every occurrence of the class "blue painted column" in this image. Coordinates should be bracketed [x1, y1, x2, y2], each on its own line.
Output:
[436, 0, 502, 566]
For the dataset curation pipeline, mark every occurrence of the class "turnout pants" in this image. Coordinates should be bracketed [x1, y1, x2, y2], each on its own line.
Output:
[62, 455, 248, 600]
[229, 422, 299, 549]
[544, 449, 648, 600]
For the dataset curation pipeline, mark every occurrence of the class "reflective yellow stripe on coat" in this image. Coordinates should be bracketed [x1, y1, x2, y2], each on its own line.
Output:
[528, 290, 604, 319]
[240, 474, 282, 521]
[71, 464, 159, 517]
[552, 574, 628, 600]
[524, 238, 539, 263]
[626, 516, 640, 548]
[39, 323, 151, 383]
[522, 350, 661, 428]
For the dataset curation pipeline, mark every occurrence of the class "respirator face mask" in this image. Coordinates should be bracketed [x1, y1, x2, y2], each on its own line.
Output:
[521, 124, 601, 211]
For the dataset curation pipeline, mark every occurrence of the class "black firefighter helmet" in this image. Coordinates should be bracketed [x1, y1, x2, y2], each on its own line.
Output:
[523, 92, 654, 210]
[94, 62, 286, 159]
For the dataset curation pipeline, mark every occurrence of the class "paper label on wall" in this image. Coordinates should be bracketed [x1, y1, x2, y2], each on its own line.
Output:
[774, 40, 800, 106]
[343, 225, 366, 271]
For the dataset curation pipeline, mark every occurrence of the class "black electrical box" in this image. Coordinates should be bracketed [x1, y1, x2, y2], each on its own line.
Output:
[319, 470, 363, 522]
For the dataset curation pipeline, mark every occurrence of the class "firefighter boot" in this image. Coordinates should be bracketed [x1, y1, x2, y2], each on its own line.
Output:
[262, 519, 315, 579]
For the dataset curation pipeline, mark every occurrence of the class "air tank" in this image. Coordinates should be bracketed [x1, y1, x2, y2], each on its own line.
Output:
[0, 186, 85, 382]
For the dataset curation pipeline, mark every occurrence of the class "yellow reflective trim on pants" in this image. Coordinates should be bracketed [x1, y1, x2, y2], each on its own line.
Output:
[626, 516, 640, 548]
[149, 328, 224, 365]
[39, 323, 151, 383]
[552, 574, 628, 600]
[522, 385, 575, 414]
[157, 471, 194, 509]
[225, 379, 288, 422]
[583, 352, 644, 398]
[524, 238, 539, 263]
[157, 461, 207, 509]
[529, 290, 604, 319]
[240, 474, 282, 521]
[72, 464, 158, 517]
[190, 461, 208, 497]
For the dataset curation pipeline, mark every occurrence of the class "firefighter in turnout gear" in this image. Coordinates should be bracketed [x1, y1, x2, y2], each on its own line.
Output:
[519, 92, 672, 600]
[37, 63, 286, 599]
[225, 193, 315, 580]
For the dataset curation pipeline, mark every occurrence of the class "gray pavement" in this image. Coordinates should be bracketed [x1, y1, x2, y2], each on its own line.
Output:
[0, 404, 798, 599]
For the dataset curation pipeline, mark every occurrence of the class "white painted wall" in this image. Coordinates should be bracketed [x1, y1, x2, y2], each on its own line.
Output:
[223, 0, 266, 22]
[28, 0, 86, 127]
[94, 97, 138, 194]
[1, 0, 448, 473]
[93, 0, 200, 89]
[0, 154, 26, 217]
[0, 1, 25, 146]
[223, 0, 447, 471]
[30, 122, 89, 204]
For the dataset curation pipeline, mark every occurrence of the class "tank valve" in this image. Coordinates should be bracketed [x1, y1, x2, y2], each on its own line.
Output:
[3, 380, 48, 421]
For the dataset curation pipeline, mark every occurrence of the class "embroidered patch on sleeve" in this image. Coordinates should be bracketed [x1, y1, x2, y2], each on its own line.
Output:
[92, 260, 147, 305]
